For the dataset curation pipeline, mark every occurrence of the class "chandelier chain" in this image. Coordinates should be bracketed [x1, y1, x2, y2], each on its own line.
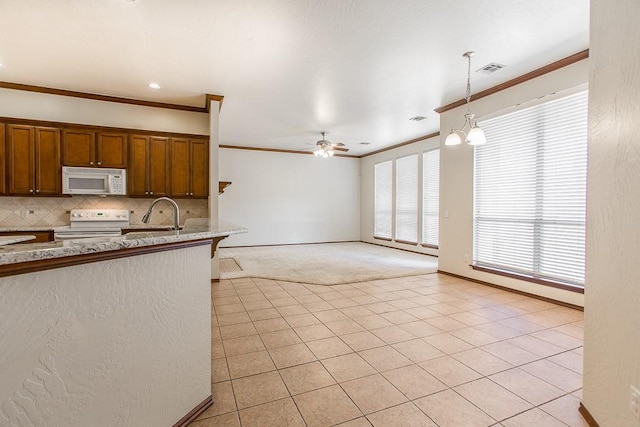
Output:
[465, 53, 472, 105]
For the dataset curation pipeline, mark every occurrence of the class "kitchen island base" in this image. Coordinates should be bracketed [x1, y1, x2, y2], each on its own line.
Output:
[0, 241, 212, 426]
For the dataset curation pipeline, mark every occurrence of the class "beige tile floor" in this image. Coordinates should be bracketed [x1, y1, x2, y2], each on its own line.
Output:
[192, 273, 586, 427]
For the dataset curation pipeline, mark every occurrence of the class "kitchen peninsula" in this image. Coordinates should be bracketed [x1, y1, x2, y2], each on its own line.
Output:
[0, 218, 246, 427]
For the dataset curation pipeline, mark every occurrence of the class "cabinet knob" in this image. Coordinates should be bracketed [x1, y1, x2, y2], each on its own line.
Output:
[98, 162, 102, 166]
[90, 161, 94, 165]
[150, 192, 154, 195]
[35, 189, 40, 193]
[29, 189, 34, 193]
[145, 191, 149, 195]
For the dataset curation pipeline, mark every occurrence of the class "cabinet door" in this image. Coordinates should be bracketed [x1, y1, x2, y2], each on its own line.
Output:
[0, 230, 54, 243]
[62, 128, 95, 166]
[0, 124, 5, 195]
[170, 138, 190, 197]
[190, 139, 209, 198]
[6, 125, 35, 195]
[148, 136, 170, 197]
[34, 127, 61, 195]
[97, 132, 127, 168]
[128, 135, 149, 196]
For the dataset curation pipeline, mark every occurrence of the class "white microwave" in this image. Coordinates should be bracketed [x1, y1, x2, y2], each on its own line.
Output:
[62, 166, 127, 195]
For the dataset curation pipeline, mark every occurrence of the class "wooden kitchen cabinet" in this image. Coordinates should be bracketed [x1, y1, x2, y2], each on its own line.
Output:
[63, 128, 127, 168]
[0, 124, 5, 195]
[0, 230, 54, 243]
[6, 124, 61, 196]
[170, 138, 209, 198]
[128, 135, 170, 197]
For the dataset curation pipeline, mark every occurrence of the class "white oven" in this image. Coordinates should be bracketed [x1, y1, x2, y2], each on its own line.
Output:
[54, 209, 130, 241]
[62, 166, 126, 195]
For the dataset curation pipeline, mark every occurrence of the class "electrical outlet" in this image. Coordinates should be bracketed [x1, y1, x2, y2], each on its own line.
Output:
[20, 210, 29, 219]
[464, 254, 470, 263]
[631, 385, 640, 420]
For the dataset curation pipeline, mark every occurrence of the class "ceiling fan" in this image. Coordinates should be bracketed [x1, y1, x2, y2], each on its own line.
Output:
[309, 132, 349, 157]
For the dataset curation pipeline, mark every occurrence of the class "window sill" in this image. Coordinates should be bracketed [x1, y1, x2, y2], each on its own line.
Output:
[421, 243, 438, 249]
[471, 264, 584, 294]
[395, 239, 418, 246]
[373, 236, 392, 242]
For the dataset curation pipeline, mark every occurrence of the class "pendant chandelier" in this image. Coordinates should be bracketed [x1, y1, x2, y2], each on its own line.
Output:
[445, 51, 487, 146]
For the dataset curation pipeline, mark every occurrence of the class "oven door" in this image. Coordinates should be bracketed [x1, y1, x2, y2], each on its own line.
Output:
[54, 227, 122, 241]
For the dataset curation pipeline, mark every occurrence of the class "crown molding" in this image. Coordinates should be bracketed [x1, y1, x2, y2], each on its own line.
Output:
[435, 49, 589, 114]
[0, 81, 223, 113]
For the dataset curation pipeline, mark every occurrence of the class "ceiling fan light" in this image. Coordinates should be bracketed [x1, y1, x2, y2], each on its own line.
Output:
[445, 130, 462, 146]
[467, 125, 486, 145]
[328, 150, 334, 157]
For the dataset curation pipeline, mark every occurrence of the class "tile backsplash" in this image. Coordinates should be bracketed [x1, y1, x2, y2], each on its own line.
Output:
[0, 196, 209, 228]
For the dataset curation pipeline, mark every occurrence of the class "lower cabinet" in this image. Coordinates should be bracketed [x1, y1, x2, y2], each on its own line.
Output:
[0, 230, 54, 243]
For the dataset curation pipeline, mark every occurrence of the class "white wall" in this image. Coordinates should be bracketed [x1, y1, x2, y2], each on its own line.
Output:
[360, 136, 440, 256]
[219, 148, 360, 246]
[0, 245, 211, 426]
[438, 60, 588, 307]
[583, 0, 640, 425]
[0, 88, 210, 135]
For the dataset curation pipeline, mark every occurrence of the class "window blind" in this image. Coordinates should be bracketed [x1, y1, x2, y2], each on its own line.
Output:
[474, 90, 588, 287]
[374, 161, 392, 238]
[423, 149, 440, 246]
[396, 154, 418, 242]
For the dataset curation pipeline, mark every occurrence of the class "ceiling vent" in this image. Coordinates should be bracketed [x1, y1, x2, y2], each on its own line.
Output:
[409, 115, 427, 121]
[359, 142, 371, 145]
[476, 63, 506, 74]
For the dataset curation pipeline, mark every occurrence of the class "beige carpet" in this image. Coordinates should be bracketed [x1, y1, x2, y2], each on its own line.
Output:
[219, 242, 438, 285]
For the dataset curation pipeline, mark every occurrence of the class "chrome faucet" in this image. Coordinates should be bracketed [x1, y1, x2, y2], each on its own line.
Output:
[141, 197, 180, 230]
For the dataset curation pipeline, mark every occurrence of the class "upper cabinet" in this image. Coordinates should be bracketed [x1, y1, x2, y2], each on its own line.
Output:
[62, 128, 127, 168]
[6, 124, 61, 195]
[170, 138, 209, 198]
[128, 135, 170, 197]
[1, 118, 209, 199]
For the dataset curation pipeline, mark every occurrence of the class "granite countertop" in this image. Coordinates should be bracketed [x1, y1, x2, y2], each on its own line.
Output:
[0, 235, 36, 246]
[0, 218, 246, 266]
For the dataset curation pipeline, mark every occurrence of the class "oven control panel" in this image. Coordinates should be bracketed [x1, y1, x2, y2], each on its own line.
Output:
[69, 209, 130, 229]
[70, 209, 130, 221]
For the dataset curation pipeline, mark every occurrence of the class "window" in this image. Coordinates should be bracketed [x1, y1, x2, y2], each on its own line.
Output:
[374, 161, 392, 239]
[474, 90, 588, 287]
[422, 149, 440, 247]
[395, 154, 418, 243]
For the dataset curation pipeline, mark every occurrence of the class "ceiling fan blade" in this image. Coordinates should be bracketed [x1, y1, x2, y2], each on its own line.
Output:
[331, 142, 345, 147]
[332, 146, 349, 152]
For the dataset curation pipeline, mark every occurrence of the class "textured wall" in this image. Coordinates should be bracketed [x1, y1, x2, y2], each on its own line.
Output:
[0, 245, 211, 426]
[437, 60, 588, 306]
[583, 0, 640, 425]
[0, 196, 208, 228]
[359, 135, 439, 256]
[218, 148, 360, 246]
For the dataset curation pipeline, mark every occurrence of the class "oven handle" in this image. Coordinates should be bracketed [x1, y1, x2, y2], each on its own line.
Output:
[54, 233, 122, 240]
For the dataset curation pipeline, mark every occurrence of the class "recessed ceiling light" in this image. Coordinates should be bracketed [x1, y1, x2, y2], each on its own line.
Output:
[148, 82, 161, 89]
[409, 116, 427, 121]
